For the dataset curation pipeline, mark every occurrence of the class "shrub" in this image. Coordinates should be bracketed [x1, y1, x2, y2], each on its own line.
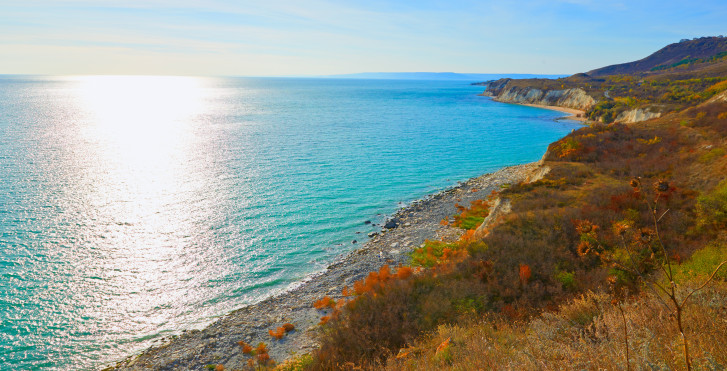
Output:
[452, 199, 491, 230]
[276, 354, 314, 371]
[411, 240, 459, 267]
[269, 327, 286, 340]
[313, 296, 336, 310]
[699, 147, 726, 163]
[675, 242, 727, 281]
[555, 271, 577, 290]
[697, 179, 727, 229]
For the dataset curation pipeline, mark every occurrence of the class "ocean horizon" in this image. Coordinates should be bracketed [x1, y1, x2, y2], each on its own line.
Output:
[0, 76, 581, 369]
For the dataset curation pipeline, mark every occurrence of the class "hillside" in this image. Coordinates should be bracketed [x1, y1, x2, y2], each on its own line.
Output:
[589, 36, 727, 76]
[481, 37, 727, 124]
[289, 39, 727, 370]
[114, 39, 727, 371]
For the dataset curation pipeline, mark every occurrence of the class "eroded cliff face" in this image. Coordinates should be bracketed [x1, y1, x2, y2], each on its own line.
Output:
[615, 108, 662, 123]
[707, 90, 727, 103]
[482, 79, 596, 111]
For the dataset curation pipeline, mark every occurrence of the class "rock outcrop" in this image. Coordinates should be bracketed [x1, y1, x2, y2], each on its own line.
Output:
[615, 108, 662, 123]
[472, 163, 551, 240]
[706, 90, 727, 104]
[482, 79, 596, 111]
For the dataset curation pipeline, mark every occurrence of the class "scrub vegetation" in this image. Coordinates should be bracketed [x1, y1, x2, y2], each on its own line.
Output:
[293, 70, 727, 371]
[237, 37, 727, 370]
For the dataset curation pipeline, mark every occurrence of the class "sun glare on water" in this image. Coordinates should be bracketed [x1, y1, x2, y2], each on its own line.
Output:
[70, 75, 211, 238]
[58, 76, 228, 360]
[74, 75, 205, 159]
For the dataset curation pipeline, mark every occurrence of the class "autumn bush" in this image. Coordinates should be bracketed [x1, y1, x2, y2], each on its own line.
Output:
[311, 240, 492, 369]
[235, 341, 274, 369]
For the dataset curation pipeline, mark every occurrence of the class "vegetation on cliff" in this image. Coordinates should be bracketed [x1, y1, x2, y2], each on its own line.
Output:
[484, 36, 727, 123]
[267, 39, 727, 371]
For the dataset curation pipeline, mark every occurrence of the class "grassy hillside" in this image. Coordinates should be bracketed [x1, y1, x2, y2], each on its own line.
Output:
[281, 95, 727, 370]
[231, 40, 727, 371]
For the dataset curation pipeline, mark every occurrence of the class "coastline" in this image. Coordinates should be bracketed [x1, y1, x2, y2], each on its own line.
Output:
[111, 162, 544, 370]
[477, 91, 589, 122]
[515, 102, 587, 122]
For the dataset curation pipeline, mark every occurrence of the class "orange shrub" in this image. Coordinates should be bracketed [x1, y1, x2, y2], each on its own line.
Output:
[379, 265, 392, 282]
[313, 296, 336, 309]
[269, 327, 285, 340]
[353, 280, 367, 295]
[519, 264, 532, 285]
[396, 266, 413, 280]
[460, 229, 476, 241]
[256, 342, 268, 353]
[435, 337, 451, 355]
[237, 341, 253, 354]
[282, 323, 295, 332]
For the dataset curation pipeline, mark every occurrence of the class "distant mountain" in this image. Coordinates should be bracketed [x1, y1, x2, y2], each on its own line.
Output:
[324, 72, 567, 81]
[588, 36, 727, 76]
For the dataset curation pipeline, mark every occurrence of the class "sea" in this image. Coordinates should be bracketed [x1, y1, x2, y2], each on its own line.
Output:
[0, 76, 581, 369]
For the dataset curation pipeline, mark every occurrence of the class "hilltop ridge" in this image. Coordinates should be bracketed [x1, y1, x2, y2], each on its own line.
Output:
[589, 36, 727, 76]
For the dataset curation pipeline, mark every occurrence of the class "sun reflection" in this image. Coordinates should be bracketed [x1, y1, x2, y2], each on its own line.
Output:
[74, 75, 206, 155]
[72, 75, 209, 195]
[66, 76, 218, 345]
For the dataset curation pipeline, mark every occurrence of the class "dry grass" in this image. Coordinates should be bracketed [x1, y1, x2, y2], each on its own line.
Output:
[386, 283, 727, 370]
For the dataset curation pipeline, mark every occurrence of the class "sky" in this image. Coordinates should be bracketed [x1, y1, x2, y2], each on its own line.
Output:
[1, 0, 726, 76]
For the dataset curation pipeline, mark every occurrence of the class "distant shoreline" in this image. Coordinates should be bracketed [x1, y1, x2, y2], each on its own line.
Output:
[477, 91, 589, 122]
[516, 102, 587, 122]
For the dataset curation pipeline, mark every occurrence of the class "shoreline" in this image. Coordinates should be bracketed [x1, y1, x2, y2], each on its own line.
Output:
[112, 162, 543, 370]
[513, 102, 587, 122]
[477, 92, 589, 122]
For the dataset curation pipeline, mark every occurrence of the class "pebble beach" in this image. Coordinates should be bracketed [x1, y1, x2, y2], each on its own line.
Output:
[112, 162, 542, 370]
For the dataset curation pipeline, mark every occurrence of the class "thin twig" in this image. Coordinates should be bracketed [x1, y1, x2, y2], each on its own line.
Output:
[680, 261, 727, 308]
[657, 209, 670, 223]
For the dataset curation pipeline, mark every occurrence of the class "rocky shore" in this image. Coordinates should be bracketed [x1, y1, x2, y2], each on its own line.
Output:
[110, 163, 542, 371]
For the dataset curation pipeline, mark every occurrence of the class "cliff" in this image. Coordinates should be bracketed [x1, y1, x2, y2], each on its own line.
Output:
[482, 78, 596, 111]
[614, 107, 662, 123]
[478, 36, 727, 124]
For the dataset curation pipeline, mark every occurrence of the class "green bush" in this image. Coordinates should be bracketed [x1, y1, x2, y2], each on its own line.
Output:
[675, 243, 727, 281]
[697, 180, 727, 229]
[699, 147, 726, 163]
[555, 271, 577, 290]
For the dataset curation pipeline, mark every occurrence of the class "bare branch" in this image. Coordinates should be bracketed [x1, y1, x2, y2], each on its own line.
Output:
[657, 209, 670, 223]
[680, 261, 727, 308]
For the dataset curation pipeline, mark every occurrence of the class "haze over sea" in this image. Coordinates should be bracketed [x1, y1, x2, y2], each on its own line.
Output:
[0, 76, 580, 369]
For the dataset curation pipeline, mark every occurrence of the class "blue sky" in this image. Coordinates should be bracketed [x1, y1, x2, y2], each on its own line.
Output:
[1, 0, 726, 76]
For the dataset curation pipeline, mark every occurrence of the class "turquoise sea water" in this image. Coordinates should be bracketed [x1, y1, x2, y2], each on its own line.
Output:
[0, 76, 580, 369]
